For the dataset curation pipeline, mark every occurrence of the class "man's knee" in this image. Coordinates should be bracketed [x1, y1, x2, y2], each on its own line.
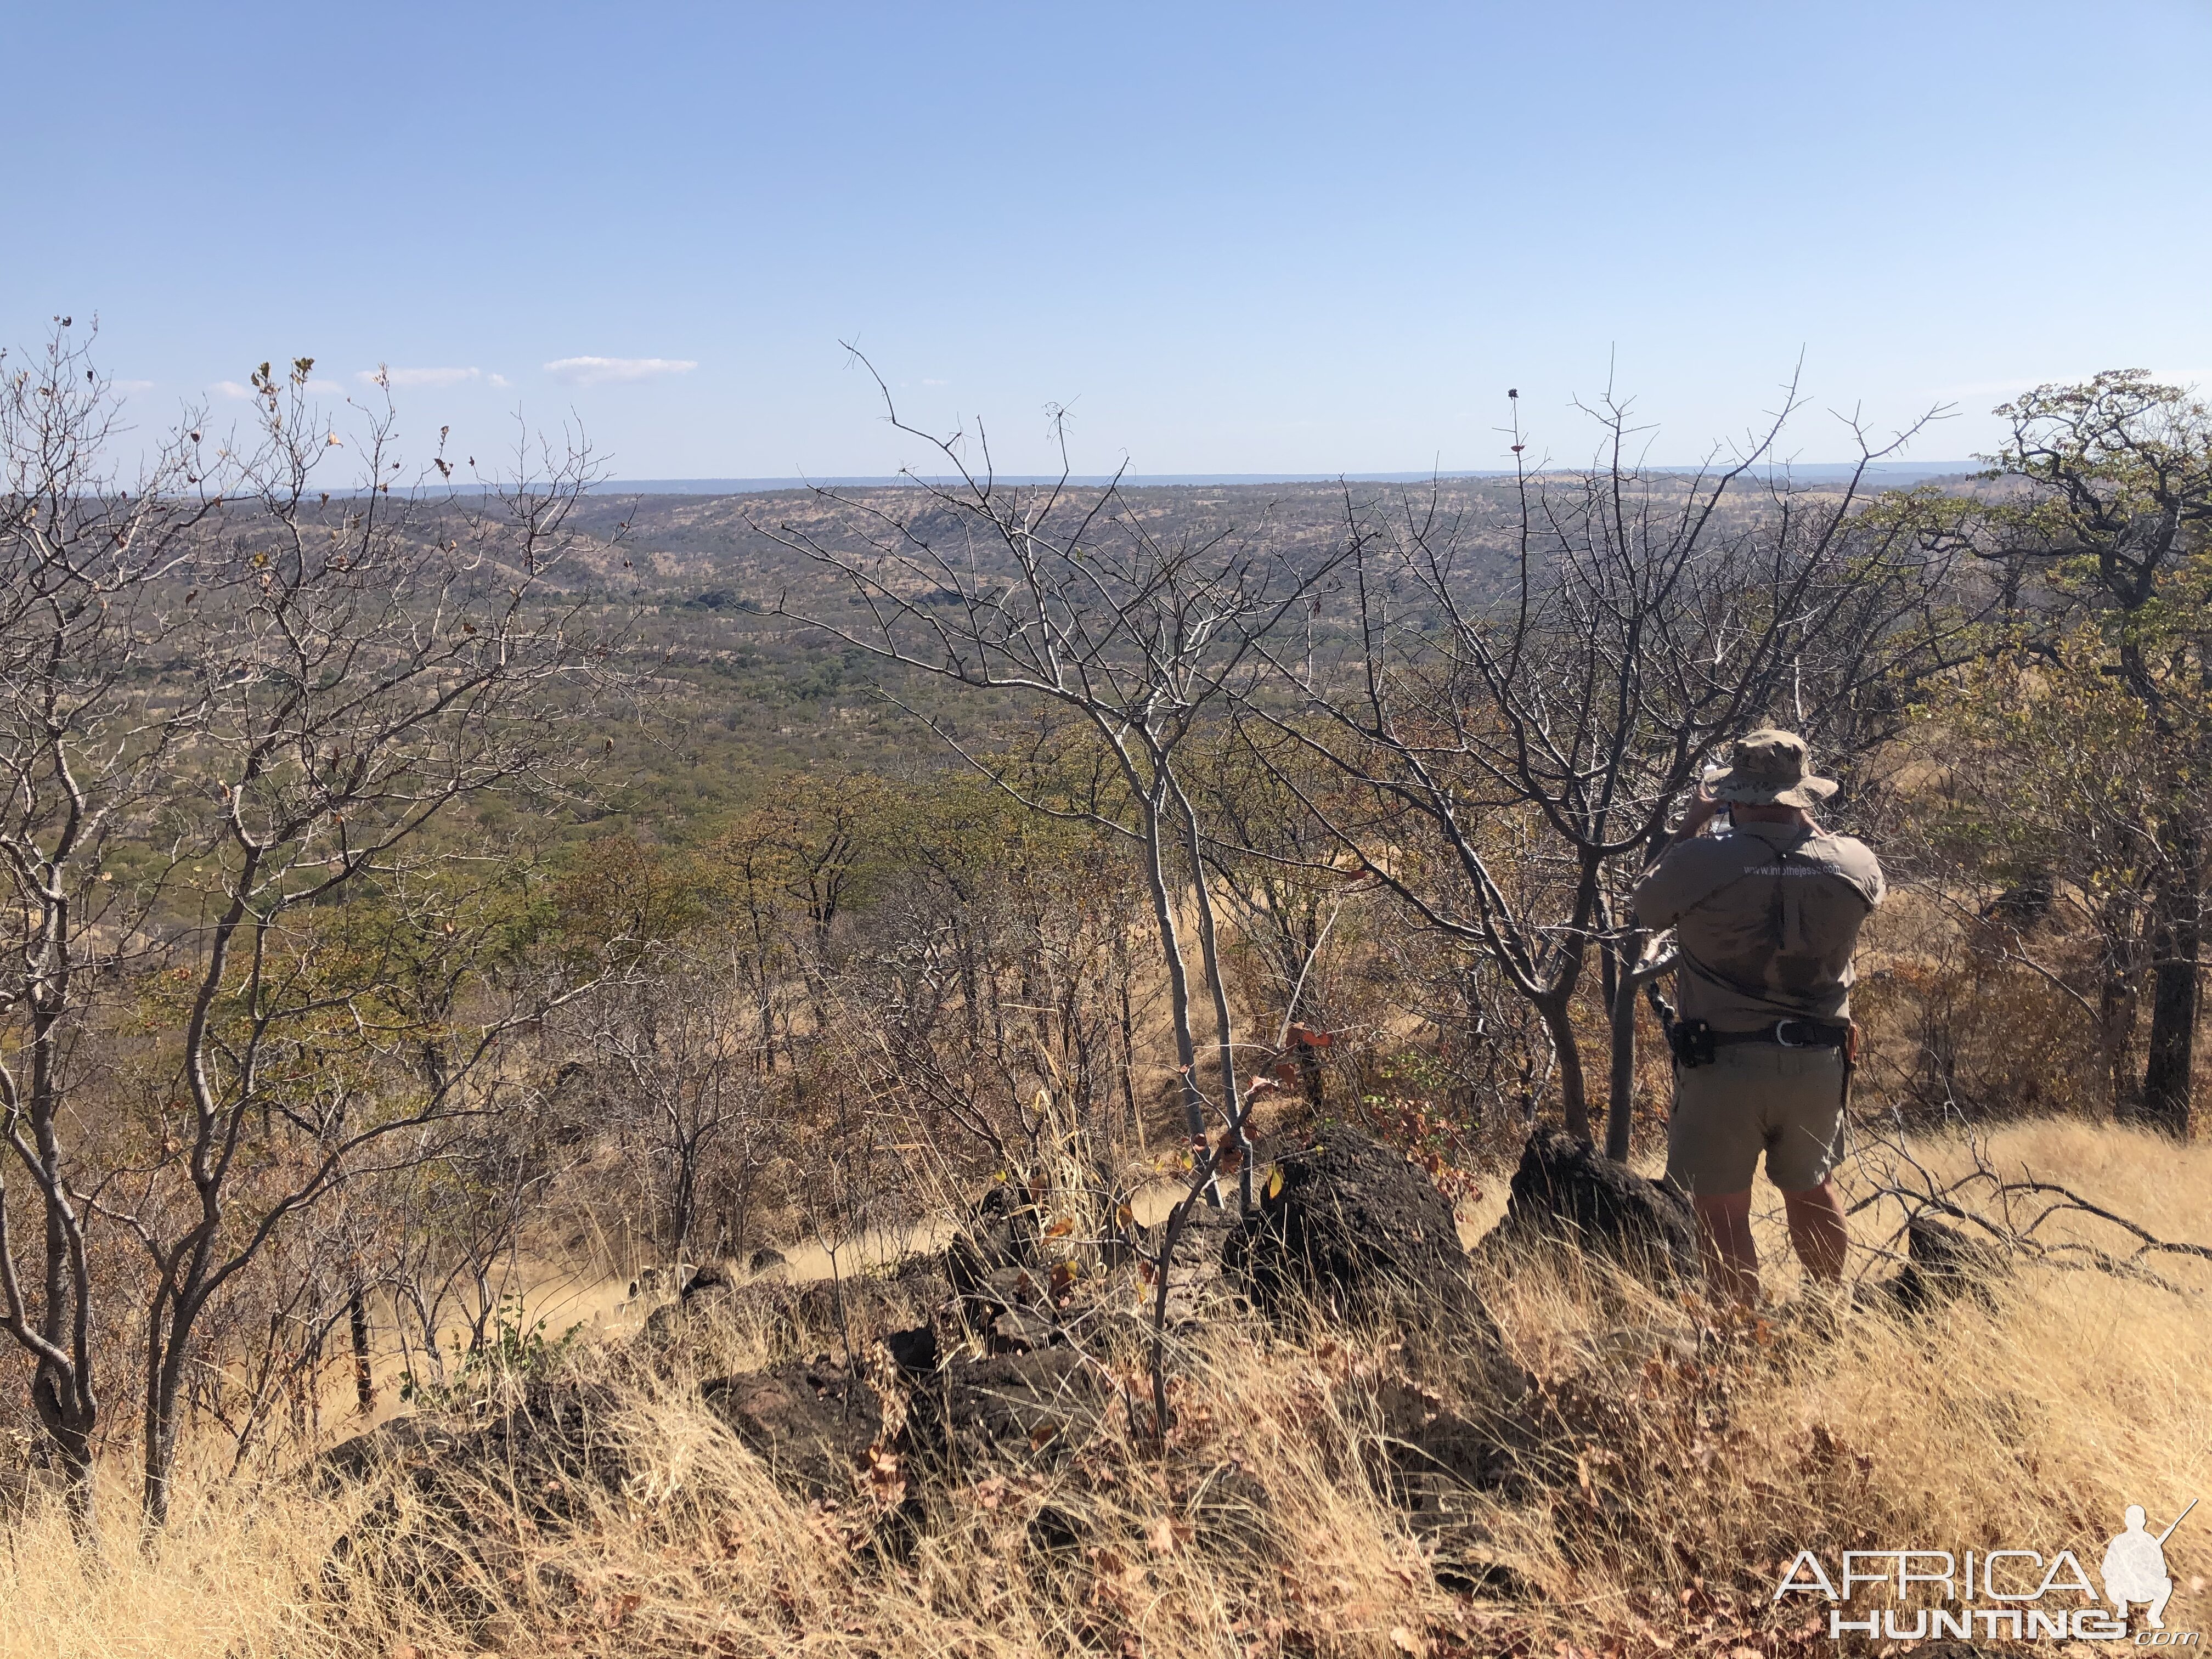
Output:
[1692, 1190, 1753, 1225]
[1778, 1177, 1839, 1204]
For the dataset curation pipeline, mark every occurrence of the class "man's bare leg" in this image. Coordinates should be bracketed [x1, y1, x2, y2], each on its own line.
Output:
[1691, 1190, 1759, 1306]
[1780, 1180, 1848, 1283]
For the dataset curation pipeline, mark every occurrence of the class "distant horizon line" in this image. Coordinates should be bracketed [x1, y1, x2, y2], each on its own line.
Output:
[599, 461, 1980, 494]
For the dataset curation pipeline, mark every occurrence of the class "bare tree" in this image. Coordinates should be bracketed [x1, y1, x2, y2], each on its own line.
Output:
[760, 354, 1346, 1205]
[1252, 381, 1968, 1155]
[0, 322, 222, 1534]
[0, 330, 623, 1530]
[588, 929, 782, 1266]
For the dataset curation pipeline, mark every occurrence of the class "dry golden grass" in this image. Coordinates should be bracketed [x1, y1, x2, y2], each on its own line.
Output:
[2, 1115, 2205, 1659]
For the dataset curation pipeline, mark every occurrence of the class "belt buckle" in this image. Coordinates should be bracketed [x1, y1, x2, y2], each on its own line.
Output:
[1774, 1019, 1808, 1048]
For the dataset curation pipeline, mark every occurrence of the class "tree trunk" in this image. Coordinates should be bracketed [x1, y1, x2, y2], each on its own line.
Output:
[1172, 775, 1251, 1208]
[142, 1390, 178, 1530]
[1604, 967, 1639, 1163]
[349, 1287, 376, 1414]
[1115, 925, 1141, 1153]
[2140, 834, 2202, 1136]
[1604, 942, 1674, 1163]
[670, 1143, 698, 1263]
[142, 1307, 187, 1530]
[1536, 989, 1591, 1143]
[2100, 963, 2141, 1119]
[32, 1368, 97, 1543]
[142, 1276, 211, 1528]
[1136, 782, 1214, 1201]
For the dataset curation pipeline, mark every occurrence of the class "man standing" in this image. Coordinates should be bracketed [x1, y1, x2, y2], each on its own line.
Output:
[1633, 730, 1886, 1305]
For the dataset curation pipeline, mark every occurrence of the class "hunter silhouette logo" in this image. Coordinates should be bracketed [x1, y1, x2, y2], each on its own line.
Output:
[1773, 1497, 2200, 1643]
[2104, 1501, 2194, 1632]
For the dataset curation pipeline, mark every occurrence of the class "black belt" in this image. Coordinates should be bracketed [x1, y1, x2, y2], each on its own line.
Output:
[1668, 1016, 1847, 1067]
[1709, 1019, 1848, 1050]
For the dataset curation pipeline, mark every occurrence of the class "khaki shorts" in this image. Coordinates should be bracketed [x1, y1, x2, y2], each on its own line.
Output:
[1666, 1042, 1847, 1197]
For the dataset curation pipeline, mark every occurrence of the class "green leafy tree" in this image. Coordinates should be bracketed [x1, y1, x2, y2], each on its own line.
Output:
[1962, 373, 2212, 1132]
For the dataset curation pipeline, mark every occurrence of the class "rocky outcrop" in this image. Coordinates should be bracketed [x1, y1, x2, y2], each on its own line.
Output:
[702, 1358, 882, 1501]
[1870, 1214, 2010, 1313]
[1225, 1126, 1482, 1325]
[945, 1181, 1071, 1351]
[1479, 1131, 1700, 1284]
[1222, 1124, 1532, 1542]
[904, 1348, 1110, 1478]
[317, 1382, 636, 1628]
[644, 1255, 950, 1356]
[319, 1381, 628, 1516]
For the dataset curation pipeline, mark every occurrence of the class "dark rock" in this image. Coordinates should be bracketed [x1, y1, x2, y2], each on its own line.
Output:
[1226, 1126, 1482, 1325]
[947, 1182, 1041, 1301]
[682, 1262, 731, 1297]
[319, 1382, 628, 1514]
[314, 1414, 466, 1493]
[1218, 1129, 1535, 1532]
[906, 1349, 1109, 1477]
[702, 1358, 881, 1501]
[315, 1383, 636, 1628]
[882, 1323, 940, 1378]
[1872, 1215, 2010, 1313]
[1158, 1194, 1240, 1324]
[1480, 1130, 1700, 1284]
[644, 1260, 947, 1356]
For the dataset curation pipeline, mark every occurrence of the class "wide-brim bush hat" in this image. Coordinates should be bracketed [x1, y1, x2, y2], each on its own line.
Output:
[1703, 727, 1838, 808]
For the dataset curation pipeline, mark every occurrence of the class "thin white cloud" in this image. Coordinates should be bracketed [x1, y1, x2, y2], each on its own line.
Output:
[114, 379, 157, 393]
[359, 365, 484, 389]
[211, 377, 348, 399]
[488, 372, 511, 388]
[543, 355, 697, 387]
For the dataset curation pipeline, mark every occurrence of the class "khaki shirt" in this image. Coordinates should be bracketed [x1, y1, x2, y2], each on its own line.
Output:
[1632, 820, 1884, 1031]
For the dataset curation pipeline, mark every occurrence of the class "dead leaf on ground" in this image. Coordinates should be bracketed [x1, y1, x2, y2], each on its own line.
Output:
[1147, 1514, 1192, 1555]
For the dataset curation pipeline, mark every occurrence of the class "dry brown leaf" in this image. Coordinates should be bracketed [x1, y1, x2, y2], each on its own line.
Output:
[1147, 1515, 1192, 1555]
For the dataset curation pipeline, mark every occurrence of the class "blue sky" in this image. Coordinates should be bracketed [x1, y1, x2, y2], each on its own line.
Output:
[6, 1, 2208, 479]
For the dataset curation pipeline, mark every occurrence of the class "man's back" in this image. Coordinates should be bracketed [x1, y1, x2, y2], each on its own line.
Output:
[1634, 820, 1884, 1029]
